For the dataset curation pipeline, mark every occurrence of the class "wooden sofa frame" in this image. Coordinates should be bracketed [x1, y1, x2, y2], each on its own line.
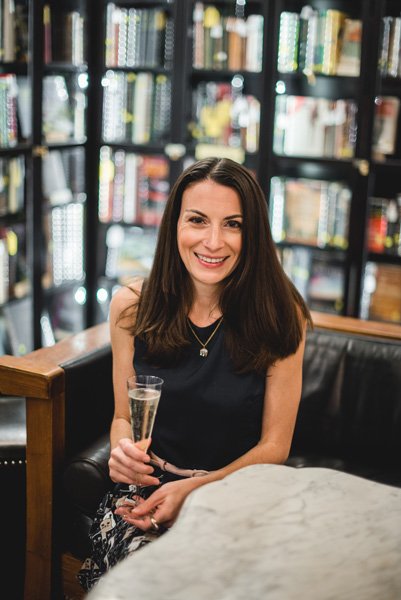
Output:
[1, 311, 401, 600]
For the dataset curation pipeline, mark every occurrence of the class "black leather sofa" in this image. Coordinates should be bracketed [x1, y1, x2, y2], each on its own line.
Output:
[0, 312, 401, 599]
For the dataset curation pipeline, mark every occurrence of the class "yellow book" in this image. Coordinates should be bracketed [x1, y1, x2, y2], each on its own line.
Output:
[321, 10, 346, 76]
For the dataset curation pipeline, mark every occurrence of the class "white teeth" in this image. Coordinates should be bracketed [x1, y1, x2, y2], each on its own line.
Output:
[196, 254, 225, 264]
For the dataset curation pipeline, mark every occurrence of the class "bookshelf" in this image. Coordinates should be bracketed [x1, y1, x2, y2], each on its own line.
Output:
[89, 0, 401, 327]
[0, 0, 92, 354]
[2, 0, 401, 358]
[264, 0, 401, 322]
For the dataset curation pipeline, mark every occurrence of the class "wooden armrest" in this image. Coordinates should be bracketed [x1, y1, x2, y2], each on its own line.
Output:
[311, 311, 401, 342]
[0, 322, 110, 600]
[0, 322, 110, 400]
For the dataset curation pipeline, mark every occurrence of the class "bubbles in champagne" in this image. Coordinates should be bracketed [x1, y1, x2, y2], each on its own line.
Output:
[129, 388, 160, 445]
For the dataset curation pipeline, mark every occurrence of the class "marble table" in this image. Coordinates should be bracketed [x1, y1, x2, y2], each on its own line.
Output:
[87, 464, 401, 600]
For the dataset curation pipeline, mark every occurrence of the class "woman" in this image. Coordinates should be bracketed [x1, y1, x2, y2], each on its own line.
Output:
[78, 157, 312, 590]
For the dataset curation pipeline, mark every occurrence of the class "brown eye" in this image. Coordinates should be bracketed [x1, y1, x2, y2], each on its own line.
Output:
[226, 220, 242, 229]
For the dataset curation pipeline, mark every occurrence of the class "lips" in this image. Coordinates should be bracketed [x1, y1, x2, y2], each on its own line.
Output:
[195, 253, 227, 265]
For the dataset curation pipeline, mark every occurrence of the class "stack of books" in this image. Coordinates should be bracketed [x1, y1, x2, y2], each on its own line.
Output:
[270, 177, 351, 249]
[192, 2, 264, 72]
[98, 147, 169, 227]
[102, 70, 171, 144]
[367, 196, 401, 255]
[105, 3, 174, 69]
[277, 8, 362, 77]
[273, 95, 357, 158]
[378, 15, 401, 78]
[0, 156, 25, 215]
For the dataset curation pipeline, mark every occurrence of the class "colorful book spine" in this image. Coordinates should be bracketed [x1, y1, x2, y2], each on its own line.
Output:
[277, 12, 299, 73]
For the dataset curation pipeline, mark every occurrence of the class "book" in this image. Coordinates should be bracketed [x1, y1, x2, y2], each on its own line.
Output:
[308, 258, 345, 313]
[361, 262, 401, 323]
[372, 96, 400, 157]
[245, 14, 264, 72]
[298, 5, 318, 74]
[367, 198, 388, 252]
[321, 10, 345, 76]
[387, 17, 401, 77]
[2, 296, 34, 355]
[269, 177, 351, 249]
[274, 95, 357, 159]
[42, 75, 74, 143]
[105, 225, 158, 280]
[277, 11, 299, 73]
[336, 18, 362, 76]
[378, 16, 393, 76]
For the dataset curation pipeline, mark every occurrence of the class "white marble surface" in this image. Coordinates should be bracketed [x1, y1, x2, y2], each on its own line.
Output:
[87, 465, 401, 600]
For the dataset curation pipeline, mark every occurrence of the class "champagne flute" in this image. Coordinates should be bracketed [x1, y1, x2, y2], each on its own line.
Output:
[117, 376, 164, 515]
[127, 375, 164, 451]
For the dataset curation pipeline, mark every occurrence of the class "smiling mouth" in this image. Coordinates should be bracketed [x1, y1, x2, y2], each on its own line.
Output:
[195, 253, 227, 265]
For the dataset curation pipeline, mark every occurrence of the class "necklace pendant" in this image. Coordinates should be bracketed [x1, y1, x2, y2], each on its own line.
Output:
[199, 348, 208, 358]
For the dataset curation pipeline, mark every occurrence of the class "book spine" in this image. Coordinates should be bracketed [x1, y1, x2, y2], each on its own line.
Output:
[321, 10, 345, 76]
[122, 153, 139, 224]
[193, 2, 205, 68]
[368, 198, 388, 252]
[314, 10, 327, 74]
[112, 149, 125, 222]
[98, 146, 114, 223]
[269, 177, 285, 243]
[3, 0, 16, 62]
[105, 3, 116, 67]
[245, 15, 264, 73]
[43, 4, 52, 64]
[378, 16, 392, 76]
[388, 17, 401, 77]
[203, 6, 220, 69]
[277, 12, 299, 73]
[117, 8, 128, 67]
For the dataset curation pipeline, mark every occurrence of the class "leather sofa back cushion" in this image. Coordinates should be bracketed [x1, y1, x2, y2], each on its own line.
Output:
[292, 329, 401, 469]
[61, 346, 114, 458]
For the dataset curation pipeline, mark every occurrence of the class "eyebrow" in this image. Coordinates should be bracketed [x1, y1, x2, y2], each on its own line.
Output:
[184, 209, 243, 219]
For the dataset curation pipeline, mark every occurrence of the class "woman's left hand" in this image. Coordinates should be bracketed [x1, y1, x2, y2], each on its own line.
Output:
[114, 478, 198, 531]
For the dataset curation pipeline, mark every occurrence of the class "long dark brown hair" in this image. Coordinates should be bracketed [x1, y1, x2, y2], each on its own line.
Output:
[125, 157, 312, 373]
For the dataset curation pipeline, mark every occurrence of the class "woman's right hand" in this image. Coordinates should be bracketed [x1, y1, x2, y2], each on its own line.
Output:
[108, 438, 160, 486]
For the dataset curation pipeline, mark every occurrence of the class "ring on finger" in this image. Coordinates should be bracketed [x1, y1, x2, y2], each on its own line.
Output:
[150, 516, 159, 531]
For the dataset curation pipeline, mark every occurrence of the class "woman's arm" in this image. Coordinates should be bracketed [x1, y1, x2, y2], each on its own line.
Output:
[120, 319, 307, 529]
[108, 282, 160, 487]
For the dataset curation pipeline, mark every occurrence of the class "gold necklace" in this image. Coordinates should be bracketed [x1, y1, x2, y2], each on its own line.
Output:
[187, 317, 223, 358]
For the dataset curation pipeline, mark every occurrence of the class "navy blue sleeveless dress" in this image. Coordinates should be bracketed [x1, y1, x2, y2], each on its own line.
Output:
[78, 320, 266, 591]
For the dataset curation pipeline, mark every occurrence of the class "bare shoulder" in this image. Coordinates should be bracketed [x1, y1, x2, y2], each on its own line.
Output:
[109, 279, 144, 327]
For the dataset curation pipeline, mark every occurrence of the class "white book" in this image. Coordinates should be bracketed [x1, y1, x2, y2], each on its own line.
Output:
[132, 72, 153, 144]
[42, 151, 73, 205]
[123, 153, 139, 223]
[245, 15, 264, 72]
[283, 96, 325, 157]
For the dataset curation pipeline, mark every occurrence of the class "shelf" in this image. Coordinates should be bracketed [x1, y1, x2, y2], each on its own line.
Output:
[100, 142, 167, 154]
[275, 241, 348, 260]
[275, 72, 360, 99]
[45, 140, 88, 150]
[0, 61, 28, 75]
[191, 68, 262, 81]
[367, 253, 401, 266]
[0, 211, 25, 225]
[44, 62, 88, 73]
[0, 144, 31, 155]
[104, 66, 172, 75]
[104, 0, 175, 10]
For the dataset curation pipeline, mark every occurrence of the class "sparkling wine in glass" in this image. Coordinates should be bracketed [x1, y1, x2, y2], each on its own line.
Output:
[127, 375, 164, 452]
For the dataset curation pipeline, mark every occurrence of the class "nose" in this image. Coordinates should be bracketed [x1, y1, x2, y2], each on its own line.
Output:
[203, 224, 224, 251]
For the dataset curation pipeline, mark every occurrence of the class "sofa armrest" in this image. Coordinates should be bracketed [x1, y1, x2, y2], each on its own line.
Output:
[0, 322, 110, 600]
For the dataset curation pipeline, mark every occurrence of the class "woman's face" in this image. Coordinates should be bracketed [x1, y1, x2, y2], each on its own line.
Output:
[177, 180, 243, 290]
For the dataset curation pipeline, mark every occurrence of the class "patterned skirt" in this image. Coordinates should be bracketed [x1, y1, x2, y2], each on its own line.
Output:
[78, 469, 178, 592]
